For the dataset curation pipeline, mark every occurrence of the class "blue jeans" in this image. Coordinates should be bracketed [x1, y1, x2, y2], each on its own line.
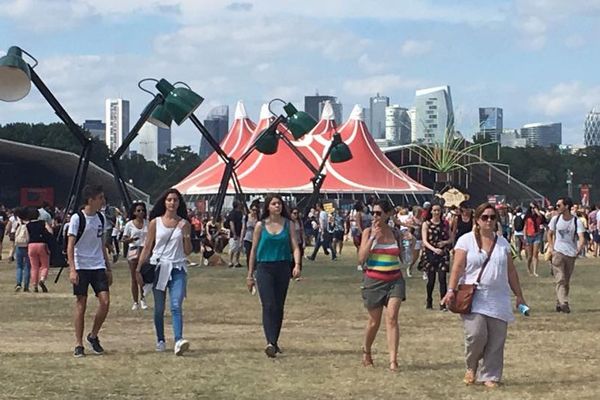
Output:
[153, 268, 187, 343]
[255, 261, 291, 346]
[310, 232, 336, 260]
[15, 246, 30, 289]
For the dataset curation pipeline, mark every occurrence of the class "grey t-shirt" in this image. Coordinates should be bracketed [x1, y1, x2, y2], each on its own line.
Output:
[549, 215, 584, 257]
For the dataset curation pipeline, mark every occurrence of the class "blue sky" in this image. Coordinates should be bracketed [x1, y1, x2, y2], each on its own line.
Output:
[1, 0, 599, 146]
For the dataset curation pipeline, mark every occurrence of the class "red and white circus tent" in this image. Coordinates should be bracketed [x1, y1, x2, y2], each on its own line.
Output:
[175, 101, 432, 196]
[175, 101, 255, 194]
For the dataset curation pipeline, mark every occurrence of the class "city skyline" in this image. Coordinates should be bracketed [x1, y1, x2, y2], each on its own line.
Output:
[0, 1, 599, 147]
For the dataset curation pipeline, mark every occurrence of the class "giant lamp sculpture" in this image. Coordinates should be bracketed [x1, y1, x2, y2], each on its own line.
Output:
[109, 78, 203, 210]
[0, 46, 92, 217]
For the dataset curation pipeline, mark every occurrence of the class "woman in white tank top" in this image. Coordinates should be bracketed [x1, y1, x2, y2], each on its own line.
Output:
[137, 189, 193, 356]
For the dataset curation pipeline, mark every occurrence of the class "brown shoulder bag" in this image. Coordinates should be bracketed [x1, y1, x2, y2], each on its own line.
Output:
[448, 234, 498, 314]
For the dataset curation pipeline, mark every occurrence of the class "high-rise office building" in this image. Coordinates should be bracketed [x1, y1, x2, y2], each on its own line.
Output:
[363, 107, 371, 133]
[200, 105, 229, 160]
[305, 93, 337, 122]
[105, 99, 130, 153]
[413, 86, 454, 143]
[478, 107, 503, 141]
[137, 122, 171, 165]
[385, 105, 411, 145]
[520, 122, 562, 147]
[500, 129, 527, 148]
[408, 107, 417, 142]
[584, 107, 600, 147]
[82, 119, 105, 140]
[318, 100, 343, 124]
[369, 93, 389, 139]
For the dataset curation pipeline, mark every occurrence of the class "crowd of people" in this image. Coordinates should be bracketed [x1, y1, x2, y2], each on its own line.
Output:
[0, 190, 593, 387]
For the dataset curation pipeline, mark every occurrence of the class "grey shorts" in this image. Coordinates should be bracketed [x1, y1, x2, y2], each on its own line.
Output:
[361, 275, 406, 309]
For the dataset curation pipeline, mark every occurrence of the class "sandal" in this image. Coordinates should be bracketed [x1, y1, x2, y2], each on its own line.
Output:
[483, 381, 499, 388]
[389, 360, 398, 372]
[463, 369, 476, 385]
[361, 347, 373, 367]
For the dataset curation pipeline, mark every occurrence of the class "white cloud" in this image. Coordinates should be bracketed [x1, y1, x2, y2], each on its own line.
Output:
[529, 82, 600, 116]
[400, 39, 433, 57]
[343, 74, 422, 97]
[564, 34, 585, 49]
[357, 54, 387, 74]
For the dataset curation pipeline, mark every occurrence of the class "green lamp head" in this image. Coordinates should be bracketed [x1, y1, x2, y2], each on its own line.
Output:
[329, 133, 352, 163]
[155, 79, 203, 125]
[0, 46, 32, 102]
[255, 128, 279, 154]
[283, 102, 317, 140]
[148, 104, 173, 129]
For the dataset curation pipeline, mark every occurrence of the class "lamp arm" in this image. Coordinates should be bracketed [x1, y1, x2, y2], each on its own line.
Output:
[188, 114, 232, 165]
[277, 132, 319, 175]
[29, 67, 88, 147]
[234, 115, 286, 169]
[109, 157, 133, 211]
[213, 162, 235, 219]
[112, 94, 164, 160]
[301, 140, 335, 215]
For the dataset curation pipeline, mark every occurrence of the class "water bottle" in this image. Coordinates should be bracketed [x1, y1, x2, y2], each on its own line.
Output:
[518, 304, 530, 316]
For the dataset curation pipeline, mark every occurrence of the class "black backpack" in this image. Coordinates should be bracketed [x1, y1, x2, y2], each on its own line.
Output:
[513, 215, 524, 231]
[75, 210, 105, 244]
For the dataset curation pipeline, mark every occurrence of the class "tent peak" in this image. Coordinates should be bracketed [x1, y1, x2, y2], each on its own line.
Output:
[259, 103, 271, 120]
[234, 101, 247, 120]
[320, 100, 335, 121]
[349, 104, 363, 121]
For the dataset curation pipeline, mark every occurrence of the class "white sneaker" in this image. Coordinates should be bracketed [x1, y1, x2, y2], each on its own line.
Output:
[422, 272, 428, 280]
[156, 341, 166, 352]
[131, 302, 139, 311]
[174, 339, 190, 356]
[357, 265, 363, 271]
[140, 299, 148, 310]
[406, 267, 412, 278]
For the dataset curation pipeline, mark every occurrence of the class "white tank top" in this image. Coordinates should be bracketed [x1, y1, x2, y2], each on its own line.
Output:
[150, 217, 186, 266]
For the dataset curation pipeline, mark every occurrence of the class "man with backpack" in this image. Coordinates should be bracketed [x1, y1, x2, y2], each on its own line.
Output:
[512, 207, 525, 260]
[547, 197, 585, 314]
[67, 185, 112, 357]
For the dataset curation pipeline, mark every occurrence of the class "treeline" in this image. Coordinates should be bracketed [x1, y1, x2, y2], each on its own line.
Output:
[0, 122, 202, 200]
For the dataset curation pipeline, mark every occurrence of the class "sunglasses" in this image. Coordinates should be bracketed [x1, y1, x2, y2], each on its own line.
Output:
[555, 204, 563, 208]
[373, 211, 383, 216]
[480, 214, 497, 222]
[135, 209, 145, 213]
[291, 211, 298, 214]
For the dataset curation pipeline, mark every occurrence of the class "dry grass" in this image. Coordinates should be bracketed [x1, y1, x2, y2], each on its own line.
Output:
[1, 244, 600, 400]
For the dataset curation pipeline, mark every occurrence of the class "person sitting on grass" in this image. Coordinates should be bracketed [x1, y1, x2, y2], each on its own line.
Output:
[201, 237, 226, 266]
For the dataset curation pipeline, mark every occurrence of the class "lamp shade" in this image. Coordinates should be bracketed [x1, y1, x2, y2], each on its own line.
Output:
[0, 46, 31, 102]
[329, 133, 352, 163]
[255, 129, 279, 154]
[283, 102, 317, 140]
[148, 104, 172, 129]
[155, 79, 203, 125]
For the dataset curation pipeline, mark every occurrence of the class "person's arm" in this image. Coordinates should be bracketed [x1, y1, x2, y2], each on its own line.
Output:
[507, 254, 526, 307]
[576, 228, 585, 255]
[441, 248, 467, 306]
[547, 217, 556, 252]
[357, 227, 373, 265]
[356, 211, 363, 233]
[247, 221, 263, 291]
[5, 220, 12, 236]
[289, 222, 302, 278]
[135, 219, 157, 286]
[421, 222, 441, 253]
[102, 237, 113, 286]
[179, 219, 193, 256]
[67, 235, 78, 285]
[229, 218, 237, 239]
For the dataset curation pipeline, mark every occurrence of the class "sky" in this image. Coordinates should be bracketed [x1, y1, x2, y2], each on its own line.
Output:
[1, 0, 599, 148]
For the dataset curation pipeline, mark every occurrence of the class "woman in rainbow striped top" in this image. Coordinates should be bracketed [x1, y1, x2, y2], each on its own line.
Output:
[358, 199, 405, 372]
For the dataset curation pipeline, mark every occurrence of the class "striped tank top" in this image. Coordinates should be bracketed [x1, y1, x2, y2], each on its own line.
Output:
[365, 241, 402, 282]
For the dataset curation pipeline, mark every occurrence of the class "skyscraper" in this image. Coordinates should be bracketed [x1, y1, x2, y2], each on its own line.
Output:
[137, 122, 171, 165]
[478, 107, 503, 141]
[584, 107, 600, 147]
[408, 107, 417, 142]
[200, 105, 229, 160]
[105, 99, 130, 153]
[369, 93, 389, 139]
[304, 93, 338, 122]
[318, 99, 343, 124]
[82, 119, 105, 140]
[413, 86, 454, 143]
[520, 122, 562, 147]
[385, 105, 411, 146]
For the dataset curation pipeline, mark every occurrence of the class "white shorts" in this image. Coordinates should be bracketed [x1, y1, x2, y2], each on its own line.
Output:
[229, 238, 242, 254]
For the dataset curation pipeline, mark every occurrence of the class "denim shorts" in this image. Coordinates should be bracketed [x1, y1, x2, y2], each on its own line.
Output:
[525, 233, 542, 245]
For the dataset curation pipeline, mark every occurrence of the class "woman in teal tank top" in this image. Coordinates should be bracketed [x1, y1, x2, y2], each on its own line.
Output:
[247, 194, 301, 358]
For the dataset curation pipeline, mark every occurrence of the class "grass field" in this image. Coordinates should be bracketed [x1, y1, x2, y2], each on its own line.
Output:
[1, 244, 600, 400]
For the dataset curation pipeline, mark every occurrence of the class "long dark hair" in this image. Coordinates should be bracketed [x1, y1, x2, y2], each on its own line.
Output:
[260, 194, 290, 220]
[149, 188, 188, 221]
[127, 201, 147, 221]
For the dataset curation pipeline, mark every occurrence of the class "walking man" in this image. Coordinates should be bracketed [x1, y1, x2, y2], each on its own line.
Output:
[227, 200, 244, 268]
[547, 197, 585, 313]
[307, 202, 336, 261]
[67, 185, 112, 357]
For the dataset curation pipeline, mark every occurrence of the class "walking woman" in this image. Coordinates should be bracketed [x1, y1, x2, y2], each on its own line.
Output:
[243, 201, 260, 269]
[13, 208, 31, 292]
[452, 201, 473, 244]
[26, 207, 53, 293]
[136, 189, 193, 356]
[442, 203, 527, 388]
[358, 199, 405, 372]
[122, 201, 148, 310]
[523, 203, 545, 277]
[419, 203, 453, 310]
[247, 194, 301, 358]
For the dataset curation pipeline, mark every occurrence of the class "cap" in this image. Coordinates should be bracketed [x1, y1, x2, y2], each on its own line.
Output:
[422, 201, 431, 208]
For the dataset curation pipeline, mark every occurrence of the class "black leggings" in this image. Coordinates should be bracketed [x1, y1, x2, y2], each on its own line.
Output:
[255, 261, 291, 346]
[426, 269, 447, 303]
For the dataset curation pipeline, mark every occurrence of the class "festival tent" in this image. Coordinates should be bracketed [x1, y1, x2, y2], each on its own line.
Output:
[174, 101, 256, 195]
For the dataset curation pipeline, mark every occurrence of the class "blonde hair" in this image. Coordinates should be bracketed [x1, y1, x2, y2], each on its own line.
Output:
[473, 202, 497, 251]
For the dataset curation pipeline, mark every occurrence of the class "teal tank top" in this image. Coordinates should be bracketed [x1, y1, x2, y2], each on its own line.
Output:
[256, 219, 292, 262]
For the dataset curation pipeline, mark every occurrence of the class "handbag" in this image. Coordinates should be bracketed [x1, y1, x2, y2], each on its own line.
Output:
[139, 227, 176, 284]
[448, 234, 498, 314]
